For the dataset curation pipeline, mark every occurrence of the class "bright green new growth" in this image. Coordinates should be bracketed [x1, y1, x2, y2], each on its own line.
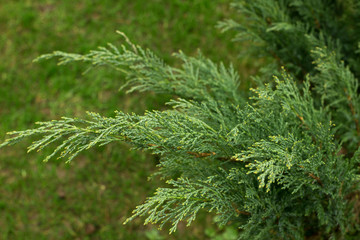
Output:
[1, 1, 360, 239]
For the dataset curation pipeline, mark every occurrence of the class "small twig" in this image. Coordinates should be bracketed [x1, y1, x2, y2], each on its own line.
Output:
[299, 165, 323, 187]
[236, 209, 251, 216]
[187, 151, 216, 158]
[266, 17, 272, 25]
[232, 203, 251, 216]
[296, 114, 305, 125]
[344, 88, 360, 136]
[308, 173, 323, 187]
[296, 114, 318, 145]
[270, 51, 282, 67]
[314, 18, 321, 30]
[339, 181, 344, 196]
[147, 143, 237, 162]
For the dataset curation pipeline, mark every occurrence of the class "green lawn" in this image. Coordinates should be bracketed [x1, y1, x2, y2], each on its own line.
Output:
[0, 1, 248, 239]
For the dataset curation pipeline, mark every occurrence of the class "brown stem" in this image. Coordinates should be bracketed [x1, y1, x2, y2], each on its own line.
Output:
[314, 18, 321, 30]
[232, 202, 251, 216]
[344, 88, 360, 136]
[270, 51, 282, 66]
[236, 209, 251, 216]
[296, 114, 305, 125]
[308, 173, 323, 187]
[299, 165, 323, 187]
[187, 151, 216, 158]
[296, 114, 318, 145]
[147, 143, 238, 162]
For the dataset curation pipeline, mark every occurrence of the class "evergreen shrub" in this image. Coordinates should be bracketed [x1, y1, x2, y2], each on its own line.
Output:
[1, 1, 360, 239]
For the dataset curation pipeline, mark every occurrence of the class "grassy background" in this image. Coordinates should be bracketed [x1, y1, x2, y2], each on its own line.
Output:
[0, 0, 251, 239]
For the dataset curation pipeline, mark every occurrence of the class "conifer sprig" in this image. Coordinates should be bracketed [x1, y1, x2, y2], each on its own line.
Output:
[34, 34, 244, 106]
[2, 1, 360, 239]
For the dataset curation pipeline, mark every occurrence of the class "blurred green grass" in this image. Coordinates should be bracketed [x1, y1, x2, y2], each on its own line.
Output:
[0, 0, 249, 239]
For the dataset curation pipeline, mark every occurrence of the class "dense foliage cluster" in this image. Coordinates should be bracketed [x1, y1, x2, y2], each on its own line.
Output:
[1, 1, 360, 239]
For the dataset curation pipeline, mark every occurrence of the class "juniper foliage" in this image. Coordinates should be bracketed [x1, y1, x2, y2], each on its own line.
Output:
[1, 1, 360, 239]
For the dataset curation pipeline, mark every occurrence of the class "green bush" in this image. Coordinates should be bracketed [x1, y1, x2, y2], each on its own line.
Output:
[2, 1, 360, 239]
